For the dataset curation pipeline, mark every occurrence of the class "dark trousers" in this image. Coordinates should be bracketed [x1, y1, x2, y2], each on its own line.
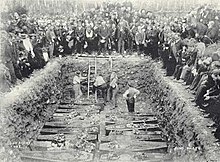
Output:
[86, 39, 94, 54]
[173, 65, 183, 80]
[195, 85, 209, 106]
[126, 97, 135, 112]
[95, 84, 107, 103]
[185, 72, 194, 85]
[137, 44, 144, 55]
[75, 41, 84, 54]
[127, 38, 134, 54]
[190, 74, 202, 90]
[166, 58, 176, 76]
[118, 38, 125, 54]
[148, 43, 159, 59]
[161, 53, 169, 69]
[98, 41, 108, 54]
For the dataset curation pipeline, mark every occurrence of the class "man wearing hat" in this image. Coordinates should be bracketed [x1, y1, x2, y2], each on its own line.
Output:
[203, 69, 220, 113]
[94, 74, 108, 105]
[98, 20, 110, 55]
[0, 61, 12, 93]
[85, 26, 95, 54]
[194, 69, 220, 106]
[73, 71, 82, 101]
[135, 25, 146, 55]
[189, 57, 211, 90]
[75, 20, 85, 54]
[123, 81, 140, 113]
[46, 25, 56, 58]
[203, 21, 219, 44]
[107, 71, 119, 109]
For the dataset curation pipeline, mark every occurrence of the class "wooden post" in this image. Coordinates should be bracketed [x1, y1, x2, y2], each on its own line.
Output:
[95, 57, 97, 102]
[88, 60, 90, 99]
[110, 56, 113, 72]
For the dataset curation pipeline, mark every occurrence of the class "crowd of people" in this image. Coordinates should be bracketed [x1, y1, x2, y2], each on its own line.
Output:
[159, 5, 220, 117]
[0, 3, 220, 116]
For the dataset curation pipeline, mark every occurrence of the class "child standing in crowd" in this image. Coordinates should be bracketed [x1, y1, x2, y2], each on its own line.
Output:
[123, 81, 140, 113]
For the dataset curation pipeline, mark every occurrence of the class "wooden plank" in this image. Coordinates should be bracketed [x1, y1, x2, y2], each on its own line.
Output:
[94, 57, 97, 102]
[37, 134, 97, 142]
[40, 126, 99, 135]
[100, 134, 164, 142]
[57, 105, 75, 109]
[105, 116, 158, 125]
[40, 128, 73, 134]
[21, 155, 63, 162]
[73, 102, 94, 105]
[22, 150, 94, 162]
[99, 141, 167, 152]
[88, 60, 90, 99]
[133, 134, 165, 142]
[105, 112, 154, 117]
[99, 152, 170, 162]
[130, 131, 163, 136]
[55, 108, 100, 113]
[44, 121, 97, 128]
[59, 100, 71, 104]
[105, 124, 160, 131]
[29, 141, 52, 151]
[49, 117, 93, 122]
[58, 104, 100, 110]
[108, 130, 163, 136]
[78, 55, 116, 59]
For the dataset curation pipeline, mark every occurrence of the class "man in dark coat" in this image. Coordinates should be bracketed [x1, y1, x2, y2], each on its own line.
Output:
[1, 32, 17, 84]
[203, 21, 219, 44]
[194, 69, 219, 106]
[85, 26, 95, 54]
[117, 21, 127, 55]
[193, 21, 207, 38]
[98, 21, 110, 55]
[75, 21, 85, 54]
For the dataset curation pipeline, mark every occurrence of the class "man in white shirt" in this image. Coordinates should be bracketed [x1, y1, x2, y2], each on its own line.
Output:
[123, 81, 140, 112]
[73, 71, 82, 101]
[94, 74, 107, 104]
[107, 72, 119, 109]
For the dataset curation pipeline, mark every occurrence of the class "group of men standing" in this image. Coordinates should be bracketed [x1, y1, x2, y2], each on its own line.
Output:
[73, 70, 140, 113]
[41, 5, 160, 58]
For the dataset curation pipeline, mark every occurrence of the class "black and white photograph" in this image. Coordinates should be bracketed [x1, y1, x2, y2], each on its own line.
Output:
[0, 0, 220, 161]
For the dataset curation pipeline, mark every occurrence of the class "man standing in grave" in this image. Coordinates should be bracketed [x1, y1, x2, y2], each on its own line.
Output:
[123, 81, 140, 112]
[73, 71, 82, 101]
[94, 74, 108, 105]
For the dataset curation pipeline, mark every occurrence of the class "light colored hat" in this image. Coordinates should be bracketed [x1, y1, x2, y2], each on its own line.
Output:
[212, 69, 220, 75]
